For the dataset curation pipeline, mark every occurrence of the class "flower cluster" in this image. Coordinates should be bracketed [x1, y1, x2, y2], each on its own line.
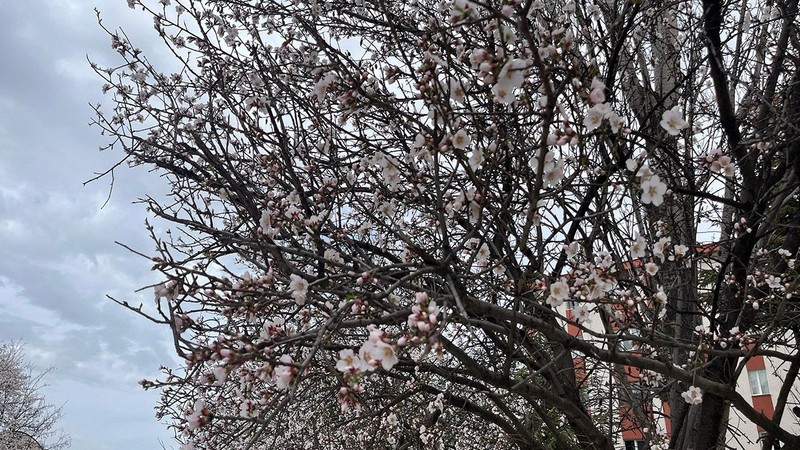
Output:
[681, 386, 703, 405]
[154, 279, 179, 303]
[491, 58, 528, 104]
[405, 292, 440, 339]
[547, 279, 570, 308]
[449, 0, 476, 23]
[258, 317, 288, 343]
[364, 328, 400, 372]
[288, 274, 309, 305]
[334, 327, 399, 411]
[627, 155, 668, 206]
[186, 399, 211, 430]
[94, 0, 800, 447]
[532, 150, 565, 187]
[582, 78, 625, 133]
[660, 106, 690, 135]
[698, 148, 737, 177]
[273, 355, 296, 390]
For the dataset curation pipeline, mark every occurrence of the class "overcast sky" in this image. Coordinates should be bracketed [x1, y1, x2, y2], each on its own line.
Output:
[0, 2, 183, 449]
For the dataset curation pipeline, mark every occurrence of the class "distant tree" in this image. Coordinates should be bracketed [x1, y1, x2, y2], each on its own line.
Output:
[0, 343, 69, 450]
[92, 0, 800, 449]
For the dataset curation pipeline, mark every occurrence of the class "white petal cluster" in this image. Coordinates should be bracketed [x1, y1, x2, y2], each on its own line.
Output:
[336, 327, 399, 374]
[640, 175, 667, 206]
[452, 128, 472, 150]
[186, 399, 210, 430]
[289, 274, 309, 305]
[491, 58, 528, 104]
[582, 78, 624, 133]
[547, 279, 570, 307]
[358, 328, 399, 372]
[407, 292, 440, 334]
[628, 157, 668, 207]
[681, 385, 703, 405]
[274, 354, 296, 390]
[660, 106, 689, 135]
[311, 70, 337, 103]
[630, 233, 647, 259]
[154, 280, 179, 303]
[532, 150, 564, 187]
[710, 155, 735, 177]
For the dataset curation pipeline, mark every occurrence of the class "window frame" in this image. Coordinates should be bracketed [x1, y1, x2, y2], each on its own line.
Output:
[748, 368, 770, 396]
[624, 440, 646, 450]
[618, 328, 641, 352]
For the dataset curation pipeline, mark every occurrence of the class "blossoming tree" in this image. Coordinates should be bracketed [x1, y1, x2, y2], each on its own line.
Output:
[0, 343, 70, 450]
[92, 0, 800, 448]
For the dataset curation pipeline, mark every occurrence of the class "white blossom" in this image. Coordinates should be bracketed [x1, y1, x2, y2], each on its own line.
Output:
[641, 175, 667, 206]
[630, 234, 647, 259]
[710, 155, 735, 177]
[452, 128, 472, 150]
[681, 386, 703, 405]
[547, 280, 570, 307]
[584, 104, 606, 132]
[660, 106, 689, 135]
[289, 274, 309, 305]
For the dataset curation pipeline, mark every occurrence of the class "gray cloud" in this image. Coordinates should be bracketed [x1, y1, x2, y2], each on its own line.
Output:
[0, 1, 184, 449]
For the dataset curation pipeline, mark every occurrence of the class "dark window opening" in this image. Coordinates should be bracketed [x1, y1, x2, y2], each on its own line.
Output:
[624, 440, 645, 450]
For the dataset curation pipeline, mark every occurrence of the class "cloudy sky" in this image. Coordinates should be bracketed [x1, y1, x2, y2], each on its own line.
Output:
[0, 1, 183, 449]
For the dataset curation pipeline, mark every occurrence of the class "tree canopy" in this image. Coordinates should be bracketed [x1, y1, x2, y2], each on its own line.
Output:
[92, 0, 800, 449]
[0, 343, 70, 450]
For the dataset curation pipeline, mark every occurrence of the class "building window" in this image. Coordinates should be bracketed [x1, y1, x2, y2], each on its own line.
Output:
[748, 369, 770, 395]
[618, 328, 641, 352]
[624, 440, 645, 450]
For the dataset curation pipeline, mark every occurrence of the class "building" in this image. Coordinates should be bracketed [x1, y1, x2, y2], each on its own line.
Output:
[559, 244, 800, 449]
